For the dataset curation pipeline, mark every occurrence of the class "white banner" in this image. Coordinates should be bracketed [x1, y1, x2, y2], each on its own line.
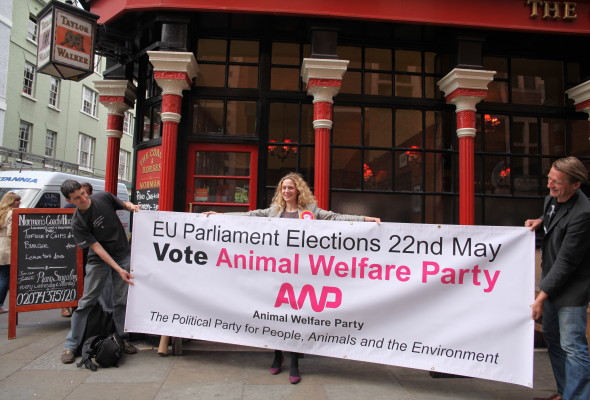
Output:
[126, 210, 535, 387]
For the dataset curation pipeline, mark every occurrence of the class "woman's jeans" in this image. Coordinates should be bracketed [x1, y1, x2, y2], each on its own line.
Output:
[542, 300, 590, 400]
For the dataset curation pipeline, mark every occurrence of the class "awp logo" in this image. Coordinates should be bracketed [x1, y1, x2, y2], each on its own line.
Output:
[274, 283, 342, 312]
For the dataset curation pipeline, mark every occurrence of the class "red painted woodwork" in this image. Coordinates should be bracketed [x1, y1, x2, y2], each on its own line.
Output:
[314, 127, 331, 209]
[575, 98, 590, 111]
[458, 135, 475, 225]
[89, 0, 590, 34]
[456, 110, 475, 130]
[162, 94, 182, 114]
[314, 102, 332, 121]
[159, 120, 178, 211]
[106, 114, 124, 131]
[307, 78, 342, 89]
[105, 136, 121, 194]
[445, 89, 489, 103]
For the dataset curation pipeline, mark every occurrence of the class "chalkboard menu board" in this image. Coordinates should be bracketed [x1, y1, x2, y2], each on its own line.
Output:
[9, 209, 82, 339]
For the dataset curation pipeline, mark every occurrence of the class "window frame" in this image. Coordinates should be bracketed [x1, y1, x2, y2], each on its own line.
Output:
[81, 86, 98, 118]
[78, 133, 96, 171]
[19, 121, 33, 153]
[22, 62, 36, 98]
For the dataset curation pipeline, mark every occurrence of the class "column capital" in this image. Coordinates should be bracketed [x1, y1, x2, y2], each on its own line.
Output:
[148, 51, 199, 95]
[566, 80, 590, 120]
[94, 79, 137, 115]
[438, 68, 496, 111]
[301, 58, 349, 83]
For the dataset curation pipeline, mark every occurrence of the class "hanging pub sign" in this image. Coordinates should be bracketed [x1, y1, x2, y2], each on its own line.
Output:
[36, 0, 99, 81]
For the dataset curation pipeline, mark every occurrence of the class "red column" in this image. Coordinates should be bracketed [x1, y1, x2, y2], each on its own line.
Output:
[438, 69, 495, 225]
[95, 80, 137, 194]
[301, 59, 348, 210]
[158, 91, 183, 211]
[148, 51, 199, 212]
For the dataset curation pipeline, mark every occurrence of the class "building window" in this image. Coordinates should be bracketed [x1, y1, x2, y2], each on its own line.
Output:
[196, 39, 260, 89]
[45, 130, 56, 157]
[23, 62, 36, 96]
[78, 133, 95, 170]
[81, 86, 98, 117]
[19, 121, 32, 153]
[27, 16, 38, 43]
[123, 111, 133, 135]
[118, 150, 130, 181]
[49, 77, 60, 108]
[94, 55, 102, 75]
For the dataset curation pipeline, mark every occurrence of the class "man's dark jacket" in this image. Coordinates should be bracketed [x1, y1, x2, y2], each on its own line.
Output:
[540, 190, 590, 306]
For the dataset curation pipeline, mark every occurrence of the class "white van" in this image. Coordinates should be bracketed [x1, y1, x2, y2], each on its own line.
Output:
[0, 171, 131, 232]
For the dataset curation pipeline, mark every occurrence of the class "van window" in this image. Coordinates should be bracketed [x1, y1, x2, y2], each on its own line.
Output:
[35, 192, 61, 208]
[0, 188, 40, 208]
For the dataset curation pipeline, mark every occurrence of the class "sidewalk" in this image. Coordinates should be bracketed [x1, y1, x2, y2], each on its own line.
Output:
[0, 308, 558, 400]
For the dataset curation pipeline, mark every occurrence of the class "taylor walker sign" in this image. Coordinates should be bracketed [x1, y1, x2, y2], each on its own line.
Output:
[125, 211, 535, 387]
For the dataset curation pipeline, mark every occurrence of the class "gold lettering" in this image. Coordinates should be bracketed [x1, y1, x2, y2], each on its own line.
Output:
[527, 0, 544, 17]
[563, 2, 577, 20]
[543, 1, 561, 19]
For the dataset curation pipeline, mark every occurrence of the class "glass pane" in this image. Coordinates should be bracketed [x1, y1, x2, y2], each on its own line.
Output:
[425, 52, 436, 74]
[332, 149, 361, 189]
[197, 39, 227, 62]
[331, 192, 421, 223]
[395, 50, 422, 73]
[142, 114, 151, 141]
[483, 114, 509, 152]
[566, 62, 580, 84]
[193, 178, 250, 204]
[267, 149, 297, 184]
[269, 103, 298, 142]
[484, 198, 544, 227]
[301, 104, 314, 144]
[364, 107, 392, 147]
[484, 156, 511, 195]
[365, 72, 392, 96]
[483, 56, 508, 79]
[424, 152, 452, 193]
[151, 105, 162, 139]
[333, 106, 361, 146]
[425, 195, 454, 224]
[424, 111, 444, 150]
[193, 204, 249, 214]
[365, 48, 392, 70]
[512, 116, 539, 154]
[229, 40, 259, 63]
[228, 65, 258, 88]
[395, 74, 422, 98]
[570, 119, 590, 157]
[541, 118, 565, 156]
[227, 101, 257, 136]
[271, 68, 299, 91]
[193, 99, 224, 134]
[364, 150, 392, 190]
[272, 43, 299, 65]
[341, 71, 361, 94]
[485, 81, 509, 103]
[299, 147, 314, 189]
[338, 46, 361, 69]
[396, 109, 422, 148]
[512, 157, 542, 196]
[511, 58, 564, 106]
[425, 77, 436, 99]
[195, 151, 250, 176]
[395, 150, 422, 191]
[195, 64, 225, 87]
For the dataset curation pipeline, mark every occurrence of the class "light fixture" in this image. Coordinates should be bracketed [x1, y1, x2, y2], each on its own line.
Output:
[268, 139, 298, 160]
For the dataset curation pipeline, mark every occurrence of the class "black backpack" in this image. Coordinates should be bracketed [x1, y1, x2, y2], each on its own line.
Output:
[76, 333, 124, 371]
[76, 303, 116, 356]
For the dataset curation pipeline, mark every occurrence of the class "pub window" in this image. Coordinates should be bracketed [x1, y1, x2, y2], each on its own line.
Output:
[193, 99, 257, 136]
[141, 103, 162, 142]
[338, 46, 440, 99]
[196, 39, 259, 89]
[270, 43, 310, 91]
[118, 150, 130, 181]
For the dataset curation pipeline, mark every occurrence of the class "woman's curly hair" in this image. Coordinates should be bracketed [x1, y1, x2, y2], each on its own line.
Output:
[270, 172, 317, 209]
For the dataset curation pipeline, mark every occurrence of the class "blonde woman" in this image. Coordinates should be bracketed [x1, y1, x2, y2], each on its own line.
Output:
[205, 172, 380, 384]
[0, 192, 21, 313]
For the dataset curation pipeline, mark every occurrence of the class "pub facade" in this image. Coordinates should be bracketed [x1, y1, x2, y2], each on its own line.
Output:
[79, 0, 590, 226]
